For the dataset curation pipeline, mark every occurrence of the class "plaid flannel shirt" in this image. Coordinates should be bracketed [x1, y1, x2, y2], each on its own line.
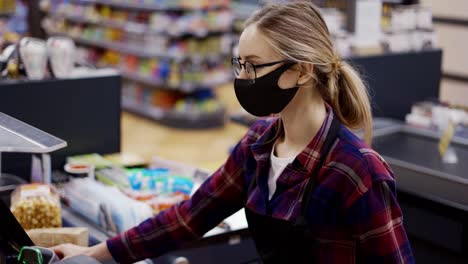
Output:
[107, 105, 414, 263]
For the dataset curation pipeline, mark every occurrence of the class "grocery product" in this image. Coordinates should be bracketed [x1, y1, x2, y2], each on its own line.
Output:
[10, 184, 62, 230]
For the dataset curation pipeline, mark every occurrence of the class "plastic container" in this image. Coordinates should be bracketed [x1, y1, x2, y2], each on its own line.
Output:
[10, 183, 62, 230]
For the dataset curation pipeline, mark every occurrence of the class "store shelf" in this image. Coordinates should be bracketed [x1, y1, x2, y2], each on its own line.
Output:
[65, 34, 162, 57]
[69, 0, 229, 12]
[50, 12, 127, 29]
[122, 97, 226, 128]
[0, 12, 14, 18]
[120, 70, 231, 92]
[49, 12, 226, 38]
[231, 2, 259, 21]
[51, 32, 227, 60]
[382, 0, 404, 3]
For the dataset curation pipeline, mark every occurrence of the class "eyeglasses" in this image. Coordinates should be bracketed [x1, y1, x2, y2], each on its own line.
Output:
[231, 57, 288, 84]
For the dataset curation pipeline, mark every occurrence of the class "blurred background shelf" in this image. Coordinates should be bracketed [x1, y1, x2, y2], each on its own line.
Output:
[68, 0, 230, 12]
[120, 70, 231, 92]
[47, 11, 227, 39]
[0, 0, 15, 18]
[41, 0, 233, 129]
[0, 12, 14, 18]
[50, 33, 229, 61]
[122, 96, 226, 129]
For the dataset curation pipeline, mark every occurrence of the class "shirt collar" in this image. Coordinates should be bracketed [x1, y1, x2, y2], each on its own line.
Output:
[251, 104, 336, 174]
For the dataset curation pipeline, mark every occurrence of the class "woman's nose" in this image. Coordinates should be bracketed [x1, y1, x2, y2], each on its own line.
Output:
[238, 68, 248, 79]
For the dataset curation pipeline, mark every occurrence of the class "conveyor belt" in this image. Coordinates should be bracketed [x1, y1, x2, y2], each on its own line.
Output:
[373, 127, 468, 211]
[373, 131, 468, 180]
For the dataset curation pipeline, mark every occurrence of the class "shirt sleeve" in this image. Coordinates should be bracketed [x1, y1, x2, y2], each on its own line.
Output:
[106, 140, 248, 263]
[351, 180, 415, 263]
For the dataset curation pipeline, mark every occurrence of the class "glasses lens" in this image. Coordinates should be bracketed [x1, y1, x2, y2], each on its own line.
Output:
[245, 62, 255, 83]
[231, 58, 242, 77]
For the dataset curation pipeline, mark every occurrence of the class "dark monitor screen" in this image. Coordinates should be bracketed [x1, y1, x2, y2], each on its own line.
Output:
[0, 199, 34, 261]
[0, 74, 121, 181]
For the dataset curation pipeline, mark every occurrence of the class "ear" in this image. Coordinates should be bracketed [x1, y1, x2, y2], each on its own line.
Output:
[297, 63, 314, 86]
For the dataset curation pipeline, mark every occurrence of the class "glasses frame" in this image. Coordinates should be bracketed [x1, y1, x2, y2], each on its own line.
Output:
[231, 57, 289, 83]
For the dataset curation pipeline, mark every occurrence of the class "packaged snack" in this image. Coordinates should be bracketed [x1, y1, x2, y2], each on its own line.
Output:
[10, 184, 62, 230]
[124, 168, 194, 214]
[66, 153, 113, 169]
[26, 227, 88, 247]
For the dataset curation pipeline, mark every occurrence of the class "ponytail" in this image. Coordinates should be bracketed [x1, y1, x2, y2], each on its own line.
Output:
[327, 61, 373, 145]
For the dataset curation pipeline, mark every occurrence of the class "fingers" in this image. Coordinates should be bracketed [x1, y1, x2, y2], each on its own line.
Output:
[49, 243, 91, 260]
[50, 244, 66, 259]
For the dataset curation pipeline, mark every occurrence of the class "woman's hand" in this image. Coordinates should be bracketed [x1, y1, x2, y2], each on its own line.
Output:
[50, 243, 90, 259]
[50, 242, 112, 261]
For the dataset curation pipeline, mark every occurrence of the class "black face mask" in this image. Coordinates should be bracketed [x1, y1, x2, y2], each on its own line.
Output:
[234, 63, 299, 117]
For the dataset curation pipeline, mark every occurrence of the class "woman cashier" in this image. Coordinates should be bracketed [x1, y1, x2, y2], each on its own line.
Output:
[53, 2, 414, 263]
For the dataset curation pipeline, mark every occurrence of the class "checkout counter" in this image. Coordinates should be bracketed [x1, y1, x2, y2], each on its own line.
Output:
[61, 119, 468, 264]
[371, 120, 468, 264]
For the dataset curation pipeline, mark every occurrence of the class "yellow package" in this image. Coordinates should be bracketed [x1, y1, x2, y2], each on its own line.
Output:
[27, 227, 88, 247]
[10, 183, 62, 230]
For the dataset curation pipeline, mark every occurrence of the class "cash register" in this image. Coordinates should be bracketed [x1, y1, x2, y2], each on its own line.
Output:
[0, 199, 102, 264]
[0, 113, 101, 264]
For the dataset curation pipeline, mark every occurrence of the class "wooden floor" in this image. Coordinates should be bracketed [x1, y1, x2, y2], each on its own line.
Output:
[121, 84, 248, 171]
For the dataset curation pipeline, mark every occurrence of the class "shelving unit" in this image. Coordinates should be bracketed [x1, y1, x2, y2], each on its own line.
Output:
[231, 0, 258, 34]
[48, 11, 226, 39]
[51, 32, 228, 61]
[68, 0, 229, 12]
[0, 0, 15, 17]
[0, 11, 14, 18]
[122, 96, 226, 129]
[120, 70, 230, 93]
[43, 0, 233, 129]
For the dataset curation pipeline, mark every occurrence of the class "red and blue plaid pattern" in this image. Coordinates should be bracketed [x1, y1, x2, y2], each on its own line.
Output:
[107, 105, 414, 263]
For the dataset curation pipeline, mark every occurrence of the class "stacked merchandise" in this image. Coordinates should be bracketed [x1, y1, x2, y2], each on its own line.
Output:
[0, 0, 15, 17]
[231, 0, 435, 57]
[0, 0, 23, 48]
[327, 0, 435, 56]
[4, 141, 204, 236]
[380, 3, 435, 53]
[231, 0, 258, 36]
[42, 0, 234, 128]
[405, 101, 468, 138]
[54, 153, 208, 234]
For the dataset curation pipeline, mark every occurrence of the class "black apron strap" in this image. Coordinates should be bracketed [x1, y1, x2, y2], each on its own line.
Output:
[299, 116, 341, 220]
[245, 169, 259, 205]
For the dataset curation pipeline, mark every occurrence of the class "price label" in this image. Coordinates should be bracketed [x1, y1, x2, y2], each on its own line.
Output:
[438, 121, 455, 157]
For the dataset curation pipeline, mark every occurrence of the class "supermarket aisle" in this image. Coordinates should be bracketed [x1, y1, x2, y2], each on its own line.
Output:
[121, 84, 247, 171]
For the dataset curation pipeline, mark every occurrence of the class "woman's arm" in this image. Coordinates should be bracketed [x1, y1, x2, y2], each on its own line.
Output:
[106, 150, 247, 263]
[51, 119, 271, 263]
[53, 139, 249, 263]
[352, 181, 415, 263]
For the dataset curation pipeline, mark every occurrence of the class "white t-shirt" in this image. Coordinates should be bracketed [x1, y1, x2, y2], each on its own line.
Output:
[268, 142, 295, 200]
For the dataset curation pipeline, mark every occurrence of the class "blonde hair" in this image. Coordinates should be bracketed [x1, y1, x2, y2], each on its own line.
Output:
[245, 1, 373, 144]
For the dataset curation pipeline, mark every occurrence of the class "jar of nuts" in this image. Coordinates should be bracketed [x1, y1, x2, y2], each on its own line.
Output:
[10, 183, 62, 230]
